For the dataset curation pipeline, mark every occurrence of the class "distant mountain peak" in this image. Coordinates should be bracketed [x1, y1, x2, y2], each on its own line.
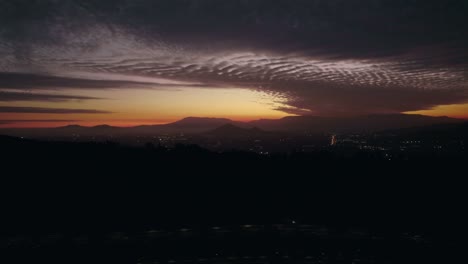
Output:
[212, 123, 243, 131]
[92, 124, 115, 129]
[59, 124, 83, 129]
[207, 123, 265, 136]
[175, 117, 232, 123]
[249, 114, 463, 133]
[170, 117, 234, 127]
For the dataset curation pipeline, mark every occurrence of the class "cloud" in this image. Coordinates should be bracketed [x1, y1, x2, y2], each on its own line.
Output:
[0, 106, 111, 114]
[0, 0, 467, 115]
[282, 84, 468, 116]
[2, 1, 466, 55]
[0, 90, 101, 102]
[273, 106, 314, 116]
[0, 119, 80, 125]
[0, 72, 205, 91]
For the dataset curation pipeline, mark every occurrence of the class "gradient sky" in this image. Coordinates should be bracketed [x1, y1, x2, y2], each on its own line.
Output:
[1, 0, 467, 127]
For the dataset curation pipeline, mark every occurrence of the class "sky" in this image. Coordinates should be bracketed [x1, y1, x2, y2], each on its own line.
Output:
[0, 0, 467, 127]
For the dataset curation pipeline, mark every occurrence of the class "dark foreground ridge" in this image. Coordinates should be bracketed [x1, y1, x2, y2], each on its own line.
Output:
[1, 135, 465, 263]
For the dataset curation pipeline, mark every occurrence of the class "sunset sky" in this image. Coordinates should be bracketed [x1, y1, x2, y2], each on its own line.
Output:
[1, 0, 467, 127]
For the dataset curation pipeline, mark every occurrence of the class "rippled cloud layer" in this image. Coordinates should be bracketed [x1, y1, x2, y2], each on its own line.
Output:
[1, 0, 467, 116]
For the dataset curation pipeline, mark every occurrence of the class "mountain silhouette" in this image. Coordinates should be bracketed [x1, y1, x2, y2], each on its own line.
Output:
[131, 117, 244, 135]
[249, 114, 462, 133]
[206, 123, 266, 137]
[0, 114, 463, 138]
[383, 120, 468, 140]
[171, 117, 233, 126]
[59, 124, 84, 129]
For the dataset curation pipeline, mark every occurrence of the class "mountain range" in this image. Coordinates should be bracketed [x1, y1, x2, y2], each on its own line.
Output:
[0, 114, 464, 138]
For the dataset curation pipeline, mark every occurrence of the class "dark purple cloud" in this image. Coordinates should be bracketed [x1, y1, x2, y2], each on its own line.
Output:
[0, 72, 205, 90]
[0, 90, 101, 102]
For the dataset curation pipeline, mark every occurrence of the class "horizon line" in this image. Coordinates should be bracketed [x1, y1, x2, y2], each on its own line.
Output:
[0, 113, 466, 129]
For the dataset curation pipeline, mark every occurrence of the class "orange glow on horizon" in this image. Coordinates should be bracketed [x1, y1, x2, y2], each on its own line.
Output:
[2, 86, 468, 129]
[0, 87, 290, 128]
[404, 103, 468, 120]
[0, 114, 295, 128]
[0, 114, 292, 128]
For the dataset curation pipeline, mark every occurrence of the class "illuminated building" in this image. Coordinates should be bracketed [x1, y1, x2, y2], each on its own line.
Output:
[330, 134, 337, 146]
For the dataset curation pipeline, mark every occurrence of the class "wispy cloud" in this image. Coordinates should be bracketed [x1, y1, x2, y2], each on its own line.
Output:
[0, 106, 111, 114]
[0, 90, 102, 102]
[0, 72, 205, 91]
[0, 119, 80, 125]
